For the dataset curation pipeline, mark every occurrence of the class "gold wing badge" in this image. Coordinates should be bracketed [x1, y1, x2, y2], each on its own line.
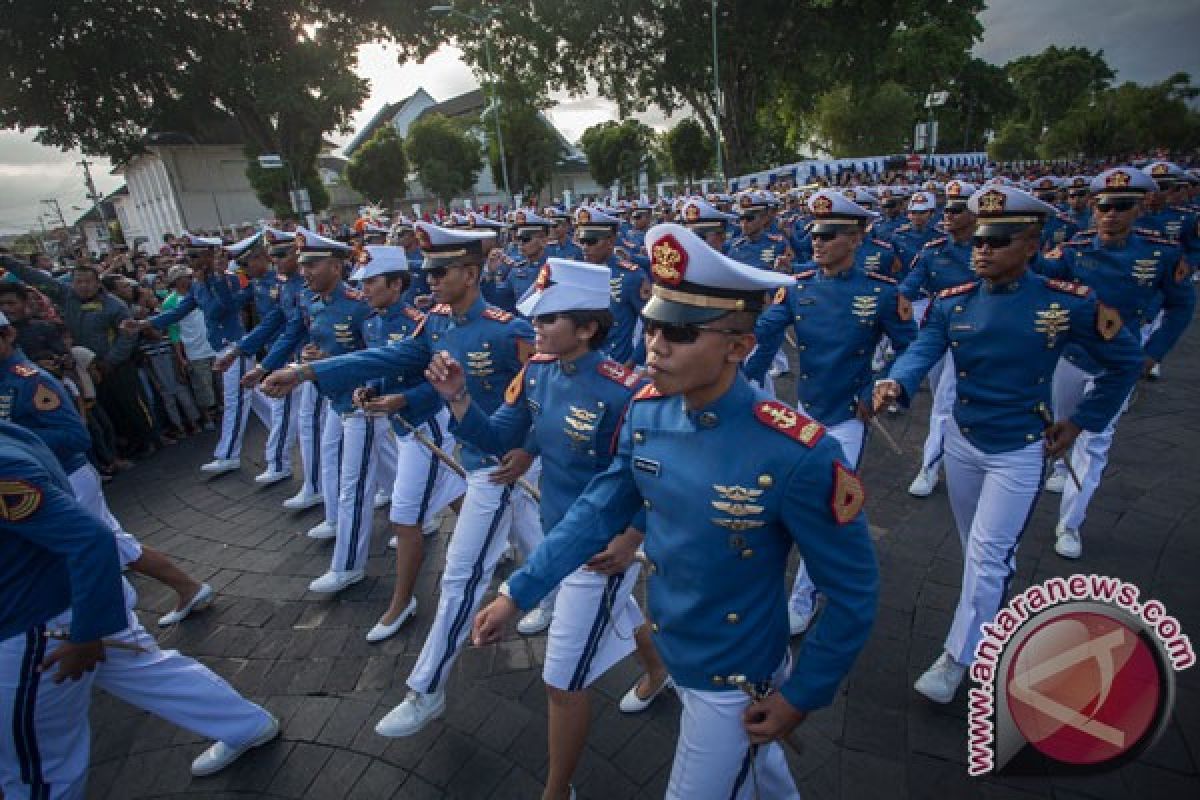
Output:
[1034, 304, 1071, 346]
[712, 485, 766, 530]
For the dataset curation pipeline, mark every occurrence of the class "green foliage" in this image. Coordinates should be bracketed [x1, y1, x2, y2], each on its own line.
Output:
[938, 58, 1018, 152]
[807, 82, 916, 157]
[406, 113, 483, 205]
[346, 125, 409, 206]
[1006, 46, 1115, 135]
[664, 118, 714, 184]
[482, 79, 566, 200]
[988, 121, 1040, 162]
[579, 120, 655, 194]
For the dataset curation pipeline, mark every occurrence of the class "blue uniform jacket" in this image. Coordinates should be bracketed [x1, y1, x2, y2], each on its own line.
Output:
[0, 353, 90, 474]
[886, 275, 1144, 454]
[891, 223, 940, 273]
[505, 376, 878, 711]
[0, 420, 126, 642]
[899, 236, 975, 301]
[746, 267, 917, 424]
[1137, 206, 1200, 266]
[602, 254, 648, 366]
[1040, 232, 1195, 369]
[261, 282, 370, 373]
[545, 239, 584, 261]
[1040, 213, 1079, 250]
[237, 271, 306, 358]
[310, 295, 534, 470]
[361, 299, 442, 430]
[149, 271, 247, 351]
[728, 231, 794, 273]
[857, 237, 904, 277]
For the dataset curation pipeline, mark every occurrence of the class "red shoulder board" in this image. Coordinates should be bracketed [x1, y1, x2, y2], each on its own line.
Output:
[634, 384, 663, 401]
[504, 364, 528, 405]
[866, 272, 898, 285]
[409, 313, 429, 339]
[617, 259, 640, 272]
[10, 363, 38, 378]
[430, 303, 452, 315]
[871, 238, 895, 250]
[403, 307, 424, 322]
[1140, 233, 1174, 246]
[830, 462, 866, 525]
[1045, 245, 1064, 259]
[753, 400, 824, 447]
[923, 236, 948, 249]
[0, 478, 43, 522]
[936, 281, 978, 299]
[794, 269, 817, 280]
[1056, 212, 1075, 224]
[1045, 278, 1090, 298]
[1133, 227, 1160, 238]
[597, 359, 640, 388]
[529, 353, 558, 363]
[1076, 228, 1096, 237]
[482, 307, 514, 322]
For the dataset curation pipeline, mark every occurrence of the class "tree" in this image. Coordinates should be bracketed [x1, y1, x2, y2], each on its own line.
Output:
[1006, 46, 1115, 136]
[664, 118, 715, 185]
[806, 82, 916, 157]
[482, 79, 566, 201]
[987, 121, 1039, 162]
[579, 120, 654, 194]
[938, 58, 1018, 152]
[0, 0, 371, 216]
[406, 113, 483, 206]
[346, 125, 409, 206]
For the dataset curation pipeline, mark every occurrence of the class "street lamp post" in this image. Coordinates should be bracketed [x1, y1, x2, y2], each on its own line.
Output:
[430, 5, 513, 208]
[710, 0, 725, 184]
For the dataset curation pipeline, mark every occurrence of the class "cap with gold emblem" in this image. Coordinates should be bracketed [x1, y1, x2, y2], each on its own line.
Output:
[642, 223, 792, 324]
[413, 220, 496, 271]
[806, 189, 875, 234]
[679, 197, 736, 234]
[734, 190, 771, 217]
[907, 191, 937, 212]
[1092, 166, 1158, 199]
[967, 186, 1059, 236]
[349, 245, 411, 282]
[224, 231, 265, 264]
[182, 232, 223, 257]
[1142, 161, 1188, 188]
[944, 180, 978, 210]
[511, 209, 553, 237]
[516, 258, 612, 318]
[574, 206, 620, 237]
[293, 227, 353, 263]
[264, 227, 296, 258]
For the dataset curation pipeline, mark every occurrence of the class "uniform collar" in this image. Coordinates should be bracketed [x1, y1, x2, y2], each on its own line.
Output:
[817, 263, 857, 280]
[681, 373, 756, 429]
[378, 298, 409, 320]
[454, 295, 488, 324]
[559, 349, 604, 377]
[983, 274, 1026, 294]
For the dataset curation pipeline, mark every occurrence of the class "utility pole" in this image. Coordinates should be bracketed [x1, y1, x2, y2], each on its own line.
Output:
[711, 0, 725, 184]
[40, 198, 68, 231]
[78, 159, 109, 224]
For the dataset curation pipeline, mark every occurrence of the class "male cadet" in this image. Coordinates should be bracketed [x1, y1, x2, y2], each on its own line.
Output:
[1140, 161, 1200, 261]
[1064, 175, 1094, 232]
[482, 210, 554, 313]
[845, 187, 905, 277]
[474, 223, 878, 800]
[1030, 176, 1079, 250]
[544, 207, 584, 260]
[575, 206, 648, 365]
[744, 190, 915, 635]
[728, 189, 795, 273]
[891, 191, 941, 270]
[680, 197, 737, 253]
[873, 186, 909, 241]
[874, 185, 1143, 703]
[247, 228, 371, 542]
[1039, 167, 1195, 559]
[261, 221, 551, 737]
[133, 233, 252, 475]
[621, 198, 654, 258]
[899, 181, 979, 497]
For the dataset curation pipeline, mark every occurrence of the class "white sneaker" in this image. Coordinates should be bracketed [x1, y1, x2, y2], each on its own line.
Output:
[308, 570, 364, 593]
[908, 467, 939, 497]
[375, 690, 445, 737]
[1148, 362, 1161, 380]
[618, 674, 673, 713]
[366, 597, 417, 643]
[374, 489, 389, 509]
[283, 489, 322, 510]
[254, 469, 291, 485]
[914, 653, 966, 704]
[306, 521, 335, 540]
[157, 583, 214, 627]
[1055, 524, 1083, 559]
[200, 458, 240, 475]
[516, 607, 553, 635]
[190, 714, 279, 776]
[789, 607, 816, 636]
[1044, 471, 1067, 493]
[387, 535, 398, 549]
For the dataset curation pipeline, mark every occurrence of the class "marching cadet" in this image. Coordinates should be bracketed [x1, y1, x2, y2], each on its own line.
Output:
[473, 223, 878, 800]
[679, 197, 737, 253]
[260, 221, 552, 737]
[351, 248, 467, 643]
[1030, 176, 1079, 250]
[728, 189, 795, 273]
[1039, 167, 1195, 559]
[1064, 175, 1094, 232]
[621, 199, 655, 258]
[247, 228, 372, 548]
[1140, 161, 1200, 265]
[744, 190, 916, 635]
[891, 190, 941, 270]
[873, 186, 909, 241]
[425, 257, 670, 800]
[544, 207, 584, 261]
[133, 233, 253, 475]
[482, 210, 556, 313]
[574, 207, 648, 366]
[845, 187, 905, 277]
[898, 181, 979, 497]
[874, 185, 1144, 703]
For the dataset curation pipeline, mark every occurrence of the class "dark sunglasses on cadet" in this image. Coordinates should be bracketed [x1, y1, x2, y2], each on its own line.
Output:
[1068, 190, 1089, 198]
[944, 204, 968, 214]
[643, 319, 748, 344]
[426, 266, 449, 280]
[1095, 200, 1138, 213]
[809, 231, 840, 242]
[577, 237, 601, 246]
[516, 235, 535, 243]
[971, 234, 1016, 250]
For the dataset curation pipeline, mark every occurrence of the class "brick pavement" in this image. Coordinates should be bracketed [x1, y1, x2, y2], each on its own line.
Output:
[88, 322, 1200, 799]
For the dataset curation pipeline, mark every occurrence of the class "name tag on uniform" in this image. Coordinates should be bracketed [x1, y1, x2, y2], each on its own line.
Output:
[633, 456, 661, 476]
[951, 323, 974, 332]
[795, 298, 815, 305]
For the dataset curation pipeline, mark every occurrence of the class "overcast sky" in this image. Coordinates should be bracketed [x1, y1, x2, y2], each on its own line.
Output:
[3, 0, 1197, 234]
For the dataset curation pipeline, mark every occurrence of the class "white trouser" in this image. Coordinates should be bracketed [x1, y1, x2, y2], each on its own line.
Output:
[789, 418, 864, 617]
[318, 404, 345, 525]
[407, 463, 548, 695]
[1050, 358, 1136, 534]
[330, 412, 394, 574]
[919, 355, 955, 474]
[213, 352, 256, 462]
[0, 612, 89, 800]
[388, 409, 465, 527]
[543, 563, 643, 691]
[296, 382, 328, 499]
[665, 661, 800, 800]
[943, 421, 1043, 665]
[262, 387, 299, 476]
[67, 464, 141, 566]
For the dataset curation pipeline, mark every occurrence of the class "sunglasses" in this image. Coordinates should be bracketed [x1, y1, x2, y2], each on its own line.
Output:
[971, 234, 1018, 250]
[1095, 199, 1138, 213]
[425, 266, 449, 280]
[533, 312, 562, 325]
[516, 235, 535, 243]
[944, 204, 968, 214]
[1067, 190, 1089, 198]
[643, 319, 748, 344]
[577, 237, 601, 246]
[809, 230, 841, 242]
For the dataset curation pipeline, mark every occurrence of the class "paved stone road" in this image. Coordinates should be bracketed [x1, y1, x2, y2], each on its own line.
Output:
[88, 322, 1200, 799]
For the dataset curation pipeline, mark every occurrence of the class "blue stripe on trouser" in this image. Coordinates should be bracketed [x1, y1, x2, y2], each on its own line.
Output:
[222, 358, 247, 460]
[729, 747, 754, 799]
[427, 486, 512, 692]
[274, 391, 292, 473]
[310, 395, 324, 492]
[1000, 481, 1044, 602]
[13, 625, 48, 798]
[415, 417, 444, 526]
[343, 420, 375, 571]
[568, 573, 623, 691]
